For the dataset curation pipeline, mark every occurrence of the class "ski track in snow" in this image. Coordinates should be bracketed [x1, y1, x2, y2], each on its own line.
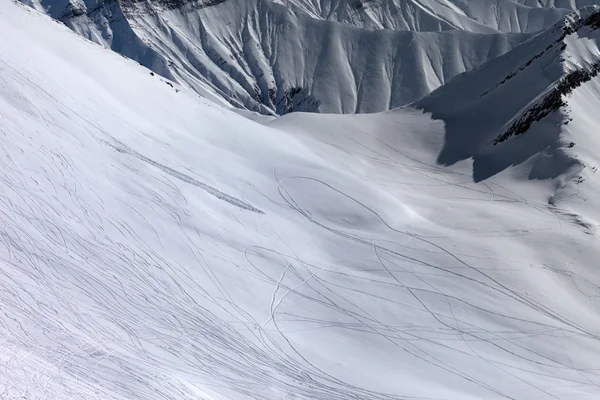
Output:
[2, 123, 600, 400]
[110, 141, 265, 214]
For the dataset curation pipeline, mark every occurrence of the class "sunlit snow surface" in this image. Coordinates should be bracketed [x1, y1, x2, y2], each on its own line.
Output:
[1, 2, 600, 399]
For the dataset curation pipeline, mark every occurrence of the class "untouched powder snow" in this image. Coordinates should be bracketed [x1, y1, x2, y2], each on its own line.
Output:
[2, 1, 600, 400]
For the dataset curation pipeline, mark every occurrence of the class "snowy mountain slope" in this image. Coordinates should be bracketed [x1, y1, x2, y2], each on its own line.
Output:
[414, 5, 600, 228]
[22, 0, 531, 115]
[3, 1, 600, 400]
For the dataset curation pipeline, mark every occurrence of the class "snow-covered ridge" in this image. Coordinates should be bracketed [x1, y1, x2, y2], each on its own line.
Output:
[414, 5, 600, 230]
[494, 59, 600, 144]
[487, 7, 600, 144]
[479, 6, 600, 97]
[416, 6, 600, 155]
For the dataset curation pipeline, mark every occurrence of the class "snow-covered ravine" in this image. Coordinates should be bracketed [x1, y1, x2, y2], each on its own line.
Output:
[1, 1, 600, 400]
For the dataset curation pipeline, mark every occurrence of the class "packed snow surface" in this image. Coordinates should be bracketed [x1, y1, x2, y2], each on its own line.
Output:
[2, 1, 600, 400]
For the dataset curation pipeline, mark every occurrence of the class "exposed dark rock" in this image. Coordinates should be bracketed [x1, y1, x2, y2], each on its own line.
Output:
[584, 10, 600, 29]
[151, 0, 228, 11]
[58, 2, 87, 20]
[481, 9, 600, 98]
[562, 8, 600, 37]
[276, 87, 320, 115]
[349, 0, 379, 11]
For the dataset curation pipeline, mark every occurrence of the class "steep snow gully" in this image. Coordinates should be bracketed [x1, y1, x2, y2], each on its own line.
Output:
[3, 0, 600, 399]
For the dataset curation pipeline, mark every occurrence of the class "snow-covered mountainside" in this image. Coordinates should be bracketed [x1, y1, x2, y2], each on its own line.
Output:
[22, 0, 535, 114]
[20, 0, 600, 115]
[2, 1, 600, 399]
